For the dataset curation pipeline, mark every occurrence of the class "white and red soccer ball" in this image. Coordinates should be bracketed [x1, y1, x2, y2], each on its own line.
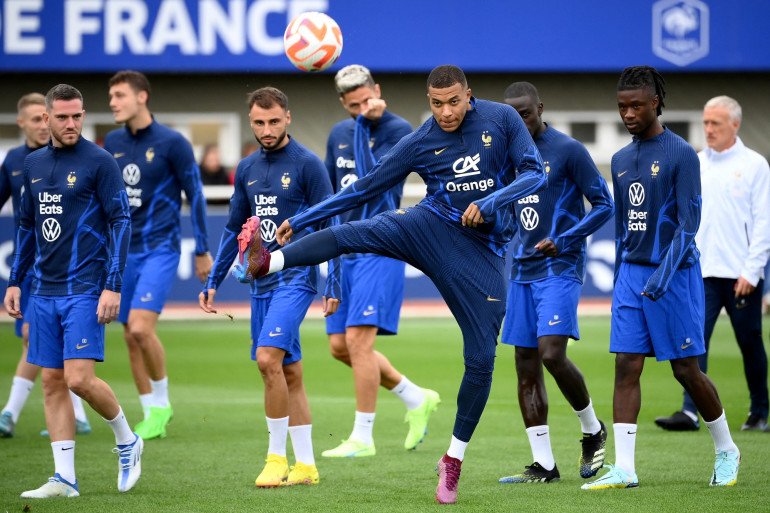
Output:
[283, 12, 343, 72]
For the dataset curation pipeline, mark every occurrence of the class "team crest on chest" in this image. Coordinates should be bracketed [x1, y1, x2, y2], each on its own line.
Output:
[145, 147, 155, 163]
[544, 161, 551, 174]
[482, 131, 492, 148]
[67, 171, 77, 188]
[369, 137, 375, 148]
[651, 160, 660, 178]
[281, 172, 291, 190]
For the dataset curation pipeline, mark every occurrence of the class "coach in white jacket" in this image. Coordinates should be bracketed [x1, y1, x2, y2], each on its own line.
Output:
[655, 95, 770, 433]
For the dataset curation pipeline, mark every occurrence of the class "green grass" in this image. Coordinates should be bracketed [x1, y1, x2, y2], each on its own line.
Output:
[1, 316, 769, 512]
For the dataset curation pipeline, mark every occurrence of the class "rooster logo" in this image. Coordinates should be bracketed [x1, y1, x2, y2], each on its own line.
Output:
[281, 173, 291, 190]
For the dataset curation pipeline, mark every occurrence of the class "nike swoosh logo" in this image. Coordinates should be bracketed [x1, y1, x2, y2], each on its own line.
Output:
[487, 296, 501, 302]
[12, 170, 22, 176]
[248, 180, 258, 186]
[140, 296, 152, 302]
[338, 144, 349, 149]
[618, 170, 628, 177]
[548, 320, 562, 325]
[62, 447, 74, 450]
[536, 432, 547, 436]
[31, 178, 43, 183]
[363, 310, 377, 316]
[113, 152, 125, 158]
[434, 147, 448, 155]
[269, 332, 284, 337]
[627, 431, 636, 435]
[76, 343, 89, 349]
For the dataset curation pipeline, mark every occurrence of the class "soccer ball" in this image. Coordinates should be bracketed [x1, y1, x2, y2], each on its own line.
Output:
[283, 12, 343, 72]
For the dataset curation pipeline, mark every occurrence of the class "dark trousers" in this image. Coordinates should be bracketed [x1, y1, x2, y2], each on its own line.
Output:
[683, 277, 769, 418]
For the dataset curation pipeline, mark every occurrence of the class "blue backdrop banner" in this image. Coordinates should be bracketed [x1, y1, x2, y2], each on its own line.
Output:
[0, 0, 768, 72]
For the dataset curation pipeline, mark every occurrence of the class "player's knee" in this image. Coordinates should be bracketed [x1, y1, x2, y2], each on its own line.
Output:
[329, 341, 350, 363]
[126, 323, 153, 345]
[464, 352, 495, 387]
[256, 354, 283, 378]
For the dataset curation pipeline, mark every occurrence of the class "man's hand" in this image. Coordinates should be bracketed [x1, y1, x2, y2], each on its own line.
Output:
[3, 286, 22, 319]
[735, 276, 755, 298]
[462, 203, 485, 227]
[97, 290, 121, 324]
[199, 289, 217, 314]
[277, 220, 294, 246]
[195, 253, 214, 282]
[323, 297, 340, 317]
[361, 98, 386, 121]
[534, 238, 558, 257]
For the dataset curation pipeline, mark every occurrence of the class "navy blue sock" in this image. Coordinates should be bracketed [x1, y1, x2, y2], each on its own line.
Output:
[282, 229, 340, 268]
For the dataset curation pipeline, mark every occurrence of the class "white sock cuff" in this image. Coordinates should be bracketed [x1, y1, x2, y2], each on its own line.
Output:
[525, 425, 549, 435]
[573, 399, 593, 415]
[268, 251, 285, 274]
[13, 376, 35, 387]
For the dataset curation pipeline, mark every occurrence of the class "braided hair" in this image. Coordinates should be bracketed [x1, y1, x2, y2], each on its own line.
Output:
[617, 66, 666, 116]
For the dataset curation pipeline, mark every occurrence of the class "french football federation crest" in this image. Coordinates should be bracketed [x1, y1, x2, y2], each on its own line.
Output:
[67, 171, 76, 188]
[281, 172, 291, 190]
[145, 147, 155, 163]
[652, 0, 710, 67]
[482, 131, 492, 147]
[651, 161, 660, 178]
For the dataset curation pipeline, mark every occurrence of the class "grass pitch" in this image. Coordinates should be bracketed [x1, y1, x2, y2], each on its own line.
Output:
[1, 315, 768, 512]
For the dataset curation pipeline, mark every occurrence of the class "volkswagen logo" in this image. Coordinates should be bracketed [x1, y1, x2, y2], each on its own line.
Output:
[629, 183, 645, 206]
[122, 164, 141, 186]
[260, 218, 278, 242]
[41, 218, 61, 242]
[520, 207, 539, 231]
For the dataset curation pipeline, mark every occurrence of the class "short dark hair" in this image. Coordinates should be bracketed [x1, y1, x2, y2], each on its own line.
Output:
[427, 65, 467, 90]
[503, 81, 540, 102]
[617, 66, 666, 116]
[17, 93, 45, 114]
[109, 70, 152, 104]
[45, 84, 83, 110]
[247, 87, 288, 111]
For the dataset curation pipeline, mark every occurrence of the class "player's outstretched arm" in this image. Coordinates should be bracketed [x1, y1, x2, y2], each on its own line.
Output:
[3, 286, 22, 319]
[97, 290, 121, 325]
[198, 289, 217, 314]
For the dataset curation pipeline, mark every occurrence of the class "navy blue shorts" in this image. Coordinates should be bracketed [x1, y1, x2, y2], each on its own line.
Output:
[501, 277, 581, 347]
[325, 254, 404, 336]
[610, 262, 705, 361]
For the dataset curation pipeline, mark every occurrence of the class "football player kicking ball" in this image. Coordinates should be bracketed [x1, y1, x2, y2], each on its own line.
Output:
[199, 87, 340, 488]
[4, 84, 142, 498]
[582, 66, 740, 490]
[236, 65, 547, 504]
[497, 82, 614, 485]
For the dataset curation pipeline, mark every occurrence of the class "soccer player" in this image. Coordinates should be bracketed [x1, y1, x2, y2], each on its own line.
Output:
[655, 95, 770, 432]
[243, 65, 547, 504]
[582, 66, 740, 490]
[3, 84, 142, 498]
[199, 86, 339, 487]
[497, 82, 614, 484]
[0, 93, 92, 439]
[104, 70, 212, 440]
[322, 64, 440, 457]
